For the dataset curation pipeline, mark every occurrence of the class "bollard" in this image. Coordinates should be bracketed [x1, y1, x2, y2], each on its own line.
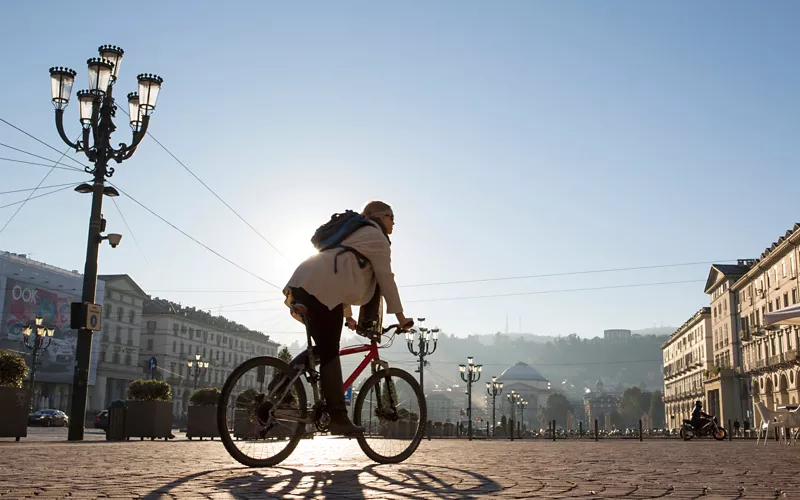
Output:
[579, 421, 583, 438]
[552, 420, 556, 442]
[518, 421, 522, 440]
[728, 420, 732, 441]
[639, 419, 643, 442]
[594, 419, 598, 442]
[487, 421, 490, 438]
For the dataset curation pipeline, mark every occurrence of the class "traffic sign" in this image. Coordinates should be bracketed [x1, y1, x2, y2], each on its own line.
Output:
[149, 356, 157, 373]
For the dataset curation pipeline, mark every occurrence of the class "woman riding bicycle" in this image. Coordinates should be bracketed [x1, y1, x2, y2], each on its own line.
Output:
[283, 200, 413, 436]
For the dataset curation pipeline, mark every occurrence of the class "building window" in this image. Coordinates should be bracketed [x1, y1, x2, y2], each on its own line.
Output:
[181, 325, 187, 335]
[172, 341, 176, 353]
[189, 328, 194, 337]
[105, 304, 112, 319]
[117, 307, 124, 321]
[147, 338, 153, 350]
[129, 310, 135, 323]
[776, 299, 781, 311]
[147, 321, 157, 333]
[793, 288, 798, 305]
[113, 352, 120, 364]
[115, 326, 122, 343]
[173, 323, 179, 334]
[125, 354, 132, 366]
[785, 293, 790, 308]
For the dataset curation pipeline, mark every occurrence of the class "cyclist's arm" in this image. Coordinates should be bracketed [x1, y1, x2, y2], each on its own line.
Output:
[355, 228, 403, 314]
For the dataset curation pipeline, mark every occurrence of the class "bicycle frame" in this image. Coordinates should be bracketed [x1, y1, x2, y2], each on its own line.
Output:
[340, 339, 387, 392]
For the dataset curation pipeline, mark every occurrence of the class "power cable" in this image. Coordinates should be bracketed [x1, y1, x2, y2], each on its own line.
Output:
[404, 279, 704, 303]
[0, 142, 85, 172]
[402, 260, 739, 288]
[0, 184, 76, 211]
[110, 196, 148, 264]
[0, 139, 77, 236]
[0, 117, 89, 170]
[0, 182, 81, 196]
[107, 181, 281, 290]
[146, 133, 292, 263]
[0, 157, 87, 173]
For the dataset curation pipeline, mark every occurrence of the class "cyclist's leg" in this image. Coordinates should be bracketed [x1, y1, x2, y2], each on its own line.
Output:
[290, 287, 363, 435]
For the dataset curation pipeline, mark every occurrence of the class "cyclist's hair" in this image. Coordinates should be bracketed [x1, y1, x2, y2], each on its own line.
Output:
[360, 200, 392, 218]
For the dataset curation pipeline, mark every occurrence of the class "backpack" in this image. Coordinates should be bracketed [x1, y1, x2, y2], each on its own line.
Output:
[310, 210, 375, 273]
[311, 210, 374, 251]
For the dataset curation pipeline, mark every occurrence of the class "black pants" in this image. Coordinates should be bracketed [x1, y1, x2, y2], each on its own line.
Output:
[290, 287, 343, 366]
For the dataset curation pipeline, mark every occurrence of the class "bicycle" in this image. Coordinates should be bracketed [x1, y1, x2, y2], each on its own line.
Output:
[217, 303, 427, 467]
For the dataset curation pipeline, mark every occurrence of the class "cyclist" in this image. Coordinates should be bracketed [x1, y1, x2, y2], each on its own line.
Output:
[283, 200, 413, 435]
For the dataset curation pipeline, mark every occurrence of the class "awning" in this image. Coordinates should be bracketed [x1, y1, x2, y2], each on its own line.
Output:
[764, 304, 800, 326]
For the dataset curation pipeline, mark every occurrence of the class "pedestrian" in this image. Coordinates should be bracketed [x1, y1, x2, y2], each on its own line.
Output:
[743, 419, 750, 438]
[733, 419, 740, 437]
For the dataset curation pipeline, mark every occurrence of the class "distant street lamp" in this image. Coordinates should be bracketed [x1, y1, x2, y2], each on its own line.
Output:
[405, 318, 439, 395]
[188, 354, 209, 390]
[517, 399, 528, 439]
[506, 390, 521, 441]
[459, 356, 482, 441]
[51, 45, 163, 441]
[486, 376, 503, 437]
[22, 316, 55, 411]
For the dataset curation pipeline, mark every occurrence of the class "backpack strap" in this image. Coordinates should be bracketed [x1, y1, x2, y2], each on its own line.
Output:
[333, 245, 369, 273]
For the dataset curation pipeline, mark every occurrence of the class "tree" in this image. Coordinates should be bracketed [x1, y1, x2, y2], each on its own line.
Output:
[277, 346, 292, 363]
[543, 393, 572, 427]
[618, 386, 651, 428]
[649, 390, 665, 428]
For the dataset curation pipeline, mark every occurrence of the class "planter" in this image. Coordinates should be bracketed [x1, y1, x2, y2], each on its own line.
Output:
[0, 387, 30, 441]
[125, 400, 173, 440]
[187, 405, 219, 440]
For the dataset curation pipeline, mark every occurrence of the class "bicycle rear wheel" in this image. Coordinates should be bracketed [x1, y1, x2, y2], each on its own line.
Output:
[217, 356, 308, 467]
[352, 367, 426, 464]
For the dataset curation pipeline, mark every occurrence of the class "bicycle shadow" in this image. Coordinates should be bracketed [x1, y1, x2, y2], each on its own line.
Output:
[140, 463, 502, 499]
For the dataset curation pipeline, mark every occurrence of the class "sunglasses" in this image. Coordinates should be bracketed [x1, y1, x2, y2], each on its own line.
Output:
[383, 213, 395, 221]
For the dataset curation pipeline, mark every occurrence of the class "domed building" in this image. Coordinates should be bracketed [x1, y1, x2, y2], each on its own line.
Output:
[496, 362, 551, 428]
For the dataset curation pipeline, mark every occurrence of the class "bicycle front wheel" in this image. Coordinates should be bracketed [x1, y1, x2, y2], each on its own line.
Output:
[352, 367, 426, 464]
[217, 356, 308, 467]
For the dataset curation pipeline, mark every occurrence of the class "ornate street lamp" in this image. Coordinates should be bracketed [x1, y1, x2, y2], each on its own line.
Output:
[22, 316, 55, 411]
[506, 390, 521, 441]
[188, 354, 210, 391]
[459, 356, 482, 441]
[50, 45, 163, 441]
[406, 318, 438, 439]
[486, 376, 503, 437]
[517, 399, 528, 439]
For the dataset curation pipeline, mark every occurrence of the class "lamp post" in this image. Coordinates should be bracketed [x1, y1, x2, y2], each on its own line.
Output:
[188, 354, 209, 391]
[50, 46, 163, 441]
[517, 399, 528, 439]
[459, 356, 482, 441]
[405, 318, 439, 395]
[486, 376, 503, 437]
[507, 390, 520, 440]
[22, 316, 55, 411]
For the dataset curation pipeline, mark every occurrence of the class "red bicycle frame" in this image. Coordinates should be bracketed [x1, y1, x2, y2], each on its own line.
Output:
[340, 340, 382, 391]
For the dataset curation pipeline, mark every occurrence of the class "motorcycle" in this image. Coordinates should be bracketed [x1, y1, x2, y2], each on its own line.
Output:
[680, 416, 727, 441]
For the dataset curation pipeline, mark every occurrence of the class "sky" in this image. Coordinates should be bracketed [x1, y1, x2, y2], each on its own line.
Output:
[1, 1, 798, 348]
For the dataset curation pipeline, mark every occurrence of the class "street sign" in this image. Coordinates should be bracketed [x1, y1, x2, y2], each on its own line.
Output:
[149, 356, 157, 373]
[71, 302, 103, 331]
[344, 386, 353, 406]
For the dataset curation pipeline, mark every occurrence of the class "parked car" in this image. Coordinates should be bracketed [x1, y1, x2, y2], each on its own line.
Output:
[28, 409, 69, 427]
[94, 410, 109, 431]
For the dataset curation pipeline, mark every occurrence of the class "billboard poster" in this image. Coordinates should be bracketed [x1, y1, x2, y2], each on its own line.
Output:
[0, 276, 102, 385]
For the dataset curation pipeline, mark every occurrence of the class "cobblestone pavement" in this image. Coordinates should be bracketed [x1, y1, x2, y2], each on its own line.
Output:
[1, 436, 799, 498]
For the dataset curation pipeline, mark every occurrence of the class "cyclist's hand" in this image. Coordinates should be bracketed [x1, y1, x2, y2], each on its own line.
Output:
[345, 317, 357, 331]
[396, 313, 414, 331]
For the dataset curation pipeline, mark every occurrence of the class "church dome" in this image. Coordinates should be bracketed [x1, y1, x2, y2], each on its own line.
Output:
[497, 362, 547, 382]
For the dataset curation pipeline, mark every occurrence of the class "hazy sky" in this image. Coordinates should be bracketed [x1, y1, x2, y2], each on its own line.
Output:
[1, 1, 798, 347]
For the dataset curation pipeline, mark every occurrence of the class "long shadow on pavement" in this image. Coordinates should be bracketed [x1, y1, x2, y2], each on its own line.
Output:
[141, 463, 502, 499]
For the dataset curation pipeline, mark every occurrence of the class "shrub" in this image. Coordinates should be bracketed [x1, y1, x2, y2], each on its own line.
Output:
[235, 388, 259, 409]
[127, 379, 171, 402]
[0, 350, 28, 388]
[190, 387, 221, 406]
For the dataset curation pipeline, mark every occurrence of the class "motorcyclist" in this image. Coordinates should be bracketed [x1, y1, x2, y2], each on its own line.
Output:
[689, 400, 712, 432]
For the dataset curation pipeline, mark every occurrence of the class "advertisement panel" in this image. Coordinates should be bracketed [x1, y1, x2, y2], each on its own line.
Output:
[0, 274, 102, 386]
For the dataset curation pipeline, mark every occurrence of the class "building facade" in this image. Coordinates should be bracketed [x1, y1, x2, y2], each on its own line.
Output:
[662, 307, 712, 429]
[583, 378, 621, 430]
[733, 225, 800, 424]
[702, 262, 753, 425]
[496, 362, 550, 430]
[91, 275, 149, 412]
[0, 252, 105, 413]
[426, 392, 460, 423]
[141, 297, 280, 417]
[604, 329, 632, 341]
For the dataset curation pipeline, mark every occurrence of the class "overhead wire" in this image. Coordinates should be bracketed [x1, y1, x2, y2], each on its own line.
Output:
[109, 196, 148, 264]
[0, 142, 85, 172]
[0, 157, 88, 173]
[0, 182, 82, 196]
[107, 181, 281, 290]
[0, 117, 89, 170]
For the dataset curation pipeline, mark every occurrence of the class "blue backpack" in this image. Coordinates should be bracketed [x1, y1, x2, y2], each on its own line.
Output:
[311, 210, 376, 273]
